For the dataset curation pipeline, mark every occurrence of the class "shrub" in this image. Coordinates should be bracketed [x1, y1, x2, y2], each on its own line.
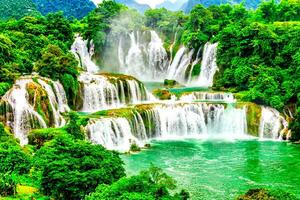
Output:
[33, 136, 125, 199]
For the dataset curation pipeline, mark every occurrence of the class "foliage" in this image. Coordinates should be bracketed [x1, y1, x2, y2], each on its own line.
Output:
[34, 43, 79, 107]
[32, 0, 95, 19]
[0, 172, 17, 196]
[33, 136, 125, 199]
[0, 123, 32, 196]
[0, 145, 31, 175]
[86, 165, 190, 200]
[66, 111, 89, 140]
[182, 0, 262, 13]
[0, 13, 78, 87]
[83, 0, 123, 56]
[129, 143, 141, 152]
[28, 127, 68, 149]
[0, 0, 40, 20]
[0, 82, 11, 96]
[145, 8, 187, 38]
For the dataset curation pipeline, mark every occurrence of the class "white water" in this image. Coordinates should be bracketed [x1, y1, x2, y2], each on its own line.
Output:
[87, 118, 141, 151]
[78, 72, 151, 112]
[180, 92, 235, 103]
[117, 30, 218, 86]
[37, 79, 67, 127]
[71, 36, 99, 73]
[1, 77, 69, 145]
[167, 46, 195, 83]
[118, 31, 169, 81]
[192, 42, 218, 87]
[86, 102, 249, 151]
[259, 106, 288, 140]
[71, 30, 219, 87]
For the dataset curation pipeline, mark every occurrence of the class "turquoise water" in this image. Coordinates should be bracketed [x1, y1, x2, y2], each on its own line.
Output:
[122, 139, 300, 200]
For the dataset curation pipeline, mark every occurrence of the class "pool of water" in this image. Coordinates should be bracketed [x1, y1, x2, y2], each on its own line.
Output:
[122, 139, 300, 200]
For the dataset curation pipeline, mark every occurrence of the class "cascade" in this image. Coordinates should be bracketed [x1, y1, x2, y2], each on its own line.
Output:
[1, 76, 69, 145]
[85, 102, 248, 151]
[167, 46, 195, 83]
[37, 79, 68, 127]
[78, 72, 152, 112]
[87, 118, 140, 151]
[148, 31, 169, 78]
[259, 106, 288, 139]
[71, 35, 99, 73]
[118, 31, 169, 81]
[180, 92, 235, 103]
[86, 29, 218, 85]
[193, 42, 218, 87]
[169, 32, 178, 64]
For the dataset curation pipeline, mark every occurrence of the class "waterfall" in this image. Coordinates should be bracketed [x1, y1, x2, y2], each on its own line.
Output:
[78, 72, 152, 112]
[1, 76, 69, 145]
[52, 81, 70, 113]
[71, 35, 99, 73]
[167, 46, 195, 83]
[180, 92, 235, 103]
[86, 102, 248, 151]
[148, 31, 169, 77]
[86, 118, 141, 151]
[37, 79, 67, 127]
[259, 106, 288, 140]
[193, 42, 218, 87]
[169, 31, 178, 64]
[118, 31, 169, 81]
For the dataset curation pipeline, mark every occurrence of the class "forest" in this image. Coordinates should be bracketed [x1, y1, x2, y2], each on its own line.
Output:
[0, 0, 300, 199]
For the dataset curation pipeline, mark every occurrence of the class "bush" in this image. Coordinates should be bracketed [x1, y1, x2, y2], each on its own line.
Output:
[86, 165, 189, 200]
[28, 128, 68, 149]
[0, 172, 17, 196]
[0, 82, 11, 96]
[0, 144, 31, 175]
[33, 136, 125, 199]
[130, 143, 141, 152]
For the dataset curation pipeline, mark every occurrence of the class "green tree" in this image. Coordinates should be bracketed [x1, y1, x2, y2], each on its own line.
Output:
[33, 136, 125, 199]
[34, 44, 79, 107]
[86, 165, 189, 200]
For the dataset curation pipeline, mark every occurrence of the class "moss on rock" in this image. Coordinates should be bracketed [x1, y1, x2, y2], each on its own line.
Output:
[26, 82, 53, 126]
[153, 89, 172, 100]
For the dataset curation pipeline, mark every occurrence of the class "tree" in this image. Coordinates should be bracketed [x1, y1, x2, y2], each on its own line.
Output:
[0, 123, 31, 196]
[86, 165, 190, 200]
[66, 112, 89, 140]
[33, 136, 125, 199]
[34, 44, 79, 107]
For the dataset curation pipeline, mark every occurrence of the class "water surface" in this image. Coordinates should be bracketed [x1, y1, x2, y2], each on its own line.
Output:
[122, 139, 300, 199]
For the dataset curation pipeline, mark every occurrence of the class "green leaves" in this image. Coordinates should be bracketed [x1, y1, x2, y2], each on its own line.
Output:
[86, 165, 187, 200]
[33, 136, 125, 199]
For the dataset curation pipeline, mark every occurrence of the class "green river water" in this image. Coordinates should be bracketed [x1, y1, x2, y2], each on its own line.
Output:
[122, 139, 300, 200]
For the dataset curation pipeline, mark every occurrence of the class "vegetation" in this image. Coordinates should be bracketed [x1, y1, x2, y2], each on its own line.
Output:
[86, 165, 190, 200]
[177, 0, 300, 139]
[0, 123, 31, 196]
[0, 0, 300, 199]
[32, 0, 96, 19]
[182, 0, 262, 13]
[82, 0, 124, 56]
[0, 0, 40, 20]
[237, 188, 299, 200]
[33, 135, 125, 199]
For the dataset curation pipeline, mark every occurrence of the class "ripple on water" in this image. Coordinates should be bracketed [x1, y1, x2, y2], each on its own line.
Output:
[122, 139, 300, 200]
